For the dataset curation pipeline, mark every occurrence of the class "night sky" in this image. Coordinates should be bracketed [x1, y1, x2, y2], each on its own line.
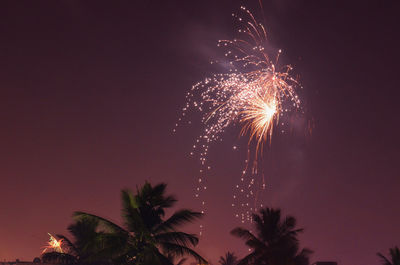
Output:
[1, 1, 400, 265]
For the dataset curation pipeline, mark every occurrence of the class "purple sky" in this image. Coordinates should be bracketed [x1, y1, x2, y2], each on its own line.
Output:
[0, 1, 399, 265]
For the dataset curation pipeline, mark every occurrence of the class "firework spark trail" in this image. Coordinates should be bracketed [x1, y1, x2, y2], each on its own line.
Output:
[176, 6, 302, 226]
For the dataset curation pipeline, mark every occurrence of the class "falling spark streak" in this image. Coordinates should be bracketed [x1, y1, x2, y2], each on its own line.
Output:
[42, 233, 64, 254]
[176, 6, 302, 225]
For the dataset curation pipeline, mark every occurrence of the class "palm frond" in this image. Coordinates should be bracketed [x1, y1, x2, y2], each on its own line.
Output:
[378, 252, 393, 265]
[93, 232, 130, 260]
[236, 252, 256, 265]
[160, 242, 207, 264]
[121, 189, 138, 208]
[294, 248, 313, 265]
[390, 247, 400, 265]
[73, 211, 127, 234]
[155, 232, 199, 247]
[282, 216, 297, 230]
[231, 228, 258, 242]
[155, 210, 203, 233]
[121, 189, 148, 233]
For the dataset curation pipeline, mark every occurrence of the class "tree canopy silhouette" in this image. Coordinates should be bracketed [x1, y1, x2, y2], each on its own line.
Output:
[231, 207, 312, 265]
[42, 216, 113, 265]
[74, 182, 207, 265]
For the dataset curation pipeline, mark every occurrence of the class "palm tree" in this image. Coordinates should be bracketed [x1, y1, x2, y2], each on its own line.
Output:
[219, 251, 237, 265]
[378, 247, 400, 265]
[75, 182, 207, 265]
[231, 207, 312, 265]
[42, 216, 113, 265]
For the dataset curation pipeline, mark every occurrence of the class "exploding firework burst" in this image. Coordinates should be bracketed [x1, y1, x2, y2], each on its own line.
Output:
[176, 6, 302, 225]
[42, 233, 64, 254]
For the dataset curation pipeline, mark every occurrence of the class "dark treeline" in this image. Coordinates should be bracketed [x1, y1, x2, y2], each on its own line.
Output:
[41, 182, 398, 265]
[42, 182, 206, 265]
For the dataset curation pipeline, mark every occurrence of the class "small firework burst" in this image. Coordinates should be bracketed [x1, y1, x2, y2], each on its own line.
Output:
[42, 233, 64, 254]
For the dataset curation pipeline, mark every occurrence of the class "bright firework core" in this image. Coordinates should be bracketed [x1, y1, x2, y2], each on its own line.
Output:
[241, 93, 277, 154]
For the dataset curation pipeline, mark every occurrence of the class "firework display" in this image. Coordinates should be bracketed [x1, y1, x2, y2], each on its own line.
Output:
[42, 233, 64, 254]
[176, 6, 301, 225]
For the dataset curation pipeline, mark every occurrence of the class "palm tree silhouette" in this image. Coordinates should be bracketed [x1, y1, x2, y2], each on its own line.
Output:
[219, 251, 238, 265]
[378, 247, 400, 265]
[75, 182, 207, 265]
[42, 216, 112, 265]
[231, 207, 312, 265]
